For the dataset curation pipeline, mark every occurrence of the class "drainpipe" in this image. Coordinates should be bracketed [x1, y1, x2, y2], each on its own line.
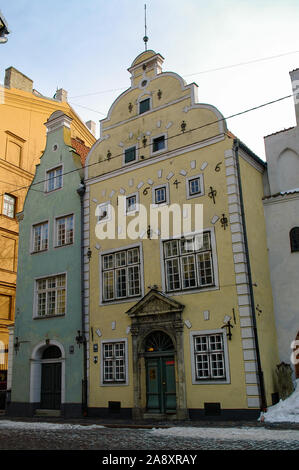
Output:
[233, 139, 267, 411]
[77, 180, 88, 416]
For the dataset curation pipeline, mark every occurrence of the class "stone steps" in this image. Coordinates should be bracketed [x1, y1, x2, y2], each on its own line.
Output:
[34, 409, 61, 417]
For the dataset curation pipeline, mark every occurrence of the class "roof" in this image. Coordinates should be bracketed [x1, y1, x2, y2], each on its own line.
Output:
[71, 137, 90, 166]
[263, 188, 299, 200]
[264, 126, 295, 138]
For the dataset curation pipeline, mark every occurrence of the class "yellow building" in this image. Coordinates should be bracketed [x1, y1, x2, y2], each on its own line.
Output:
[0, 67, 96, 392]
[84, 50, 279, 420]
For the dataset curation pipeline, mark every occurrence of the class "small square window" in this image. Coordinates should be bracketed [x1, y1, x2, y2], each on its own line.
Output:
[152, 135, 165, 153]
[124, 146, 137, 164]
[155, 186, 166, 204]
[139, 98, 150, 114]
[186, 174, 204, 199]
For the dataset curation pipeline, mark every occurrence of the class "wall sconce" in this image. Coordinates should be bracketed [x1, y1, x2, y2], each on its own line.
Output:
[221, 320, 234, 340]
[87, 248, 92, 260]
[14, 337, 20, 353]
[76, 330, 85, 347]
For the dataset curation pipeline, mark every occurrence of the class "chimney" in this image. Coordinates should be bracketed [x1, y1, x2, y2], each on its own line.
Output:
[290, 68, 299, 126]
[85, 120, 96, 137]
[4, 67, 33, 93]
[54, 88, 68, 102]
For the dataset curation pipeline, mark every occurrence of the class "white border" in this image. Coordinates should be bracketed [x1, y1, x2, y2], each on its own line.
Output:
[53, 213, 75, 248]
[30, 219, 49, 254]
[44, 164, 64, 194]
[100, 337, 129, 386]
[33, 271, 68, 319]
[189, 328, 231, 385]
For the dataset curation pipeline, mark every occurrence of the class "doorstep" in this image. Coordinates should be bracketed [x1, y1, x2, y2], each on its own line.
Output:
[34, 409, 61, 417]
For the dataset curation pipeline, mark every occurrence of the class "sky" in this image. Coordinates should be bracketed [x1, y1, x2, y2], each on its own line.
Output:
[1, 0, 299, 160]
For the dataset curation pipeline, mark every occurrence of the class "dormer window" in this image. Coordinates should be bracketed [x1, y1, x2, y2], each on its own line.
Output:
[139, 98, 150, 114]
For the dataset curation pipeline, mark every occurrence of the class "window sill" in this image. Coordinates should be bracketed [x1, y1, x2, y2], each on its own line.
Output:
[31, 249, 48, 255]
[33, 313, 65, 320]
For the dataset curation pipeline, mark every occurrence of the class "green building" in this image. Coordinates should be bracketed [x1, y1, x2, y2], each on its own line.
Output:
[7, 111, 89, 417]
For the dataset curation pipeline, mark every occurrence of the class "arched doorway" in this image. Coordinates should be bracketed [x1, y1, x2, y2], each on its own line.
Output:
[40, 345, 62, 410]
[144, 331, 176, 414]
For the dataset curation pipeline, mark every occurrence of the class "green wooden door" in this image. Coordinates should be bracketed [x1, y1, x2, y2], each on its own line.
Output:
[146, 356, 176, 413]
[41, 362, 61, 410]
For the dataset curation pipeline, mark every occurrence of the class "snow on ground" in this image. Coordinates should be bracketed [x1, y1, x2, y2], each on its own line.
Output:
[150, 426, 299, 441]
[260, 379, 299, 424]
[0, 420, 105, 431]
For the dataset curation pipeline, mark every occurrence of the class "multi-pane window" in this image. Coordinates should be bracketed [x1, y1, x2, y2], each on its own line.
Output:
[126, 194, 137, 213]
[186, 174, 204, 198]
[139, 98, 150, 114]
[154, 186, 167, 204]
[32, 222, 48, 252]
[3, 194, 16, 218]
[124, 146, 137, 164]
[46, 166, 62, 192]
[35, 274, 66, 317]
[193, 333, 226, 380]
[102, 247, 141, 302]
[103, 341, 126, 383]
[56, 215, 74, 246]
[152, 135, 166, 153]
[163, 232, 214, 292]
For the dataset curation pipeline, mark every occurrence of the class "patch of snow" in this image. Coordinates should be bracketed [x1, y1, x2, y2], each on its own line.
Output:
[0, 421, 104, 431]
[260, 379, 299, 423]
[151, 426, 299, 441]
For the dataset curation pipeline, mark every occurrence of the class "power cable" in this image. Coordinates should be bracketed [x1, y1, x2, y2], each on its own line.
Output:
[0, 91, 295, 199]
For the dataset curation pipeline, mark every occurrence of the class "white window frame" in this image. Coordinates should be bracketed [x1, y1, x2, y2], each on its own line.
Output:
[33, 272, 67, 319]
[186, 173, 204, 199]
[123, 144, 138, 165]
[100, 338, 129, 386]
[99, 242, 144, 305]
[151, 133, 167, 156]
[3, 194, 16, 218]
[45, 165, 63, 193]
[160, 227, 219, 296]
[190, 329, 230, 384]
[96, 201, 111, 224]
[31, 220, 49, 253]
[125, 192, 139, 214]
[54, 213, 74, 247]
[151, 182, 170, 207]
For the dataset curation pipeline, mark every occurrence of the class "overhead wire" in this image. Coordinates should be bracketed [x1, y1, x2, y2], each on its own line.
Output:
[0, 90, 296, 199]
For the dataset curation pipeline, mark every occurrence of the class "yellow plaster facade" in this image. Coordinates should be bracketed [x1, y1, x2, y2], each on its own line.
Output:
[0, 68, 96, 386]
[85, 51, 279, 420]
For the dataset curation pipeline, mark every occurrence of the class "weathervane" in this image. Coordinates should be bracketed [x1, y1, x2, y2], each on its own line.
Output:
[143, 4, 149, 51]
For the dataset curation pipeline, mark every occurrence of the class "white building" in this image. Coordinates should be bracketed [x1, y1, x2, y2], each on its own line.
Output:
[263, 68, 299, 381]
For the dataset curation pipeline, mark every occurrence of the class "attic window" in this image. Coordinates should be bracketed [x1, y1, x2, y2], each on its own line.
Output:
[139, 98, 150, 114]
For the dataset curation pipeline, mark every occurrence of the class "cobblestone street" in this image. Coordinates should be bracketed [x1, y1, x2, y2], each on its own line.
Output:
[0, 418, 298, 453]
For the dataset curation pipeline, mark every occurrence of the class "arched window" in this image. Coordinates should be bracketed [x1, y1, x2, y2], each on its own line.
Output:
[290, 227, 299, 252]
[42, 345, 61, 360]
[144, 331, 174, 353]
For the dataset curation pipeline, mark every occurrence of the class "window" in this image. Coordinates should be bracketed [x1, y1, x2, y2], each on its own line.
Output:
[46, 166, 62, 192]
[55, 215, 74, 247]
[155, 186, 166, 204]
[190, 330, 230, 384]
[290, 227, 299, 252]
[186, 174, 204, 198]
[32, 222, 48, 252]
[103, 341, 126, 383]
[139, 98, 150, 114]
[163, 232, 215, 292]
[97, 202, 110, 222]
[126, 193, 138, 214]
[101, 247, 141, 302]
[152, 135, 166, 153]
[35, 274, 66, 317]
[3, 194, 16, 218]
[124, 146, 137, 164]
